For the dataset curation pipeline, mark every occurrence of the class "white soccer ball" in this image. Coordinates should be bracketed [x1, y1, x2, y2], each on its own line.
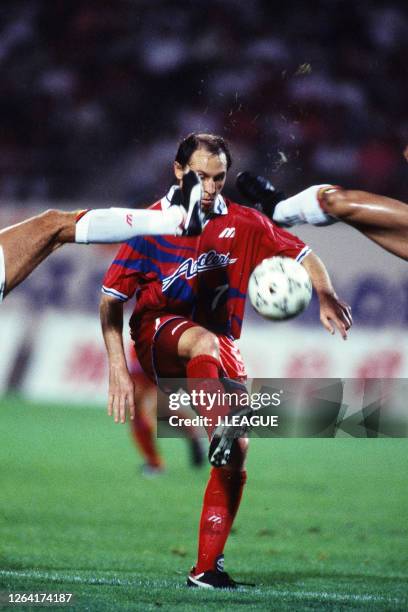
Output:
[248, 256, 312, 320]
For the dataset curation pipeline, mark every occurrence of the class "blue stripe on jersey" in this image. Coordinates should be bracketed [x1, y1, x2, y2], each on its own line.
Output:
[147, 248, 187, 265]
[296, 246, 311, 263]
[125, 236, 190, 265]
[153, 236, 196, 253]
[231, 314, 243, 329]
[113, 258, 162, 277]
[164, 278, 195, 303]
[125, 235, 147, 249]
[228, 288, 246, 300]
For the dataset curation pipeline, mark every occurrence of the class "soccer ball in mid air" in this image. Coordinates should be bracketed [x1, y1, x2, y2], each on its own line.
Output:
[248, 256, 312, 320]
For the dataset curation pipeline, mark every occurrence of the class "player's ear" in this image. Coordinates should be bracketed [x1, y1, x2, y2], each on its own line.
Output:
[174, 161, 184, 181]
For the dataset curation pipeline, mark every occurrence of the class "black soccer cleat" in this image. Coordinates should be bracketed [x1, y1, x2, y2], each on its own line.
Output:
[180, 170, 205, 236]
[187, 568, 238, 589]
[208, 405, 253, 468]
[187, 555, 254, 589]
[236, 171, 286, 221]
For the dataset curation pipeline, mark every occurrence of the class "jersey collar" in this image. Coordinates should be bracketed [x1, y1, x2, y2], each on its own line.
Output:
[162, 185, 228, 216]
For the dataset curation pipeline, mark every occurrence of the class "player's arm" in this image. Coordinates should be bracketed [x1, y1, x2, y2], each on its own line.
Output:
[301, 252, 352, 340]
[256, 213, 352, 337]
[100, 294, 135, 423]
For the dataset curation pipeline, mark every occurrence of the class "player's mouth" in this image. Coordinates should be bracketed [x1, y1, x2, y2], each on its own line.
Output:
[201, 200, 214, 215]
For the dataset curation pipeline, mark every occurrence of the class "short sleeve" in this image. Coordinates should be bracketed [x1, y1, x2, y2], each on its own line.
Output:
[255, 215, 311, 266]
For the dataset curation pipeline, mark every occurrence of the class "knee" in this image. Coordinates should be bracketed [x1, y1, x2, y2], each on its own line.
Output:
[319, 188, 352, 219]
[190, 330, 220, 360]
[39, 209, 75, 242]
[319, 188, 345, 215]
[38, 208, 65, 234]
[39, 208, 61, 225]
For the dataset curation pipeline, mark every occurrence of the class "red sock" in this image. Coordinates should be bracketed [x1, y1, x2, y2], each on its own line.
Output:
[131, 412, 163, 468]
[74, 209, 89, 223]
[186, 354, 221, 379]
[195, 468, 247, 573]
[186, 355, 229, 437]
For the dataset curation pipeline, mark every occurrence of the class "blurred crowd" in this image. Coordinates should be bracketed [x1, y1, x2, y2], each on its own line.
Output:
[1, 0, 407, 206]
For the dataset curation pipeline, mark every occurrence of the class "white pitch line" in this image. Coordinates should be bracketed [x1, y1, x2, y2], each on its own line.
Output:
[0, 570, 405, 606]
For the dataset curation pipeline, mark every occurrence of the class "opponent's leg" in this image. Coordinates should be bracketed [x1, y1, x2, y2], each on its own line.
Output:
[237, 172, 408, 260]
[0, 209, 76, 296]
[73, 207, 185, 243]
[74, 171, 204, 243]
[131, 410, 165, 475]
[320, 189, 408, 260]
[129, 370, 165, 475]
[0, 197, 199, 297]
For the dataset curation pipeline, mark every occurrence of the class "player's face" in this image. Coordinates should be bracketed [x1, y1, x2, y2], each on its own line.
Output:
[175, 148, 227, 214]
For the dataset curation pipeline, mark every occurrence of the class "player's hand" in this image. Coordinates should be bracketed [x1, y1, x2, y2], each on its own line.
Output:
[318, 291, 352, 340]
[108, 365, 136, 423]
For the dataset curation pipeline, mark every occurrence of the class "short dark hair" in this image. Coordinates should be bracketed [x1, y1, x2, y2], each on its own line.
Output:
[175, 133, 232, 169]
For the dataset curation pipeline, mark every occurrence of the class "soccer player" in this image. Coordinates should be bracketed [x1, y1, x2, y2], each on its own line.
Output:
[100, 133, 352, 588]
[129, 348, 204, 475]
[237, 172, 408, 260]
[0, 186, 202, 302]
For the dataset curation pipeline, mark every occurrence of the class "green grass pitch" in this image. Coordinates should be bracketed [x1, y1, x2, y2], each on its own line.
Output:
[0, 396, 407, 611]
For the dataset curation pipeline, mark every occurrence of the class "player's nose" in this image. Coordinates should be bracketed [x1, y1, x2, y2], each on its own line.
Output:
[204, 179, 216, 195]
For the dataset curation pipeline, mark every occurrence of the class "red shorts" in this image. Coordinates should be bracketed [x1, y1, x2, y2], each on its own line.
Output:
[131, 315, 246, 384]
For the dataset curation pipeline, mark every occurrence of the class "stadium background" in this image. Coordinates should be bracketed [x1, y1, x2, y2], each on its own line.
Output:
[1, 1, 407, 609]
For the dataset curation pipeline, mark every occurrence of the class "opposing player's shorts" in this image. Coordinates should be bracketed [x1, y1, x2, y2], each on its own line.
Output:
[0, 245, 5, 303]
[131, 314, 246, 384]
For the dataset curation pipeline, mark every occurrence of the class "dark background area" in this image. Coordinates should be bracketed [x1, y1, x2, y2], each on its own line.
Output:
[0, 0, 406, 206]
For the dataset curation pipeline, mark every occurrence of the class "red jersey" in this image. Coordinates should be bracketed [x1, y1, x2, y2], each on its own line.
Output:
[102, 187, 310, 339]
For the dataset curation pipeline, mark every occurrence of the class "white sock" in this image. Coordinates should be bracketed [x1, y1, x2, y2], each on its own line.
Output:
[273, 184, 336, 226]
[75, 207, 184, 244]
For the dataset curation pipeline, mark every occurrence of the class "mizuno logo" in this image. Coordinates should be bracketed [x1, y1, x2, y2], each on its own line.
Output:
[208, 514, 222, 524]
[162, 250, 237, 292]
[126, 213, 133, 227]
[219, 227, 235, 238]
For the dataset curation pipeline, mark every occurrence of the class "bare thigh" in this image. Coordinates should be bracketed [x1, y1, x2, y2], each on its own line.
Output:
[322, 190, 408, 260]
[356, 224, 408, 261]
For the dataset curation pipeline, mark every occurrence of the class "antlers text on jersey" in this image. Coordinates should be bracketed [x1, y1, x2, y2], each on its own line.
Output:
[102, 197, 308, 339]
[162, 250, 238, 292]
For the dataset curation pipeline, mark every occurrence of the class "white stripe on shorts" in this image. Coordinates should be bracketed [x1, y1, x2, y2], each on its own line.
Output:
[0, 245, 5, 303]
